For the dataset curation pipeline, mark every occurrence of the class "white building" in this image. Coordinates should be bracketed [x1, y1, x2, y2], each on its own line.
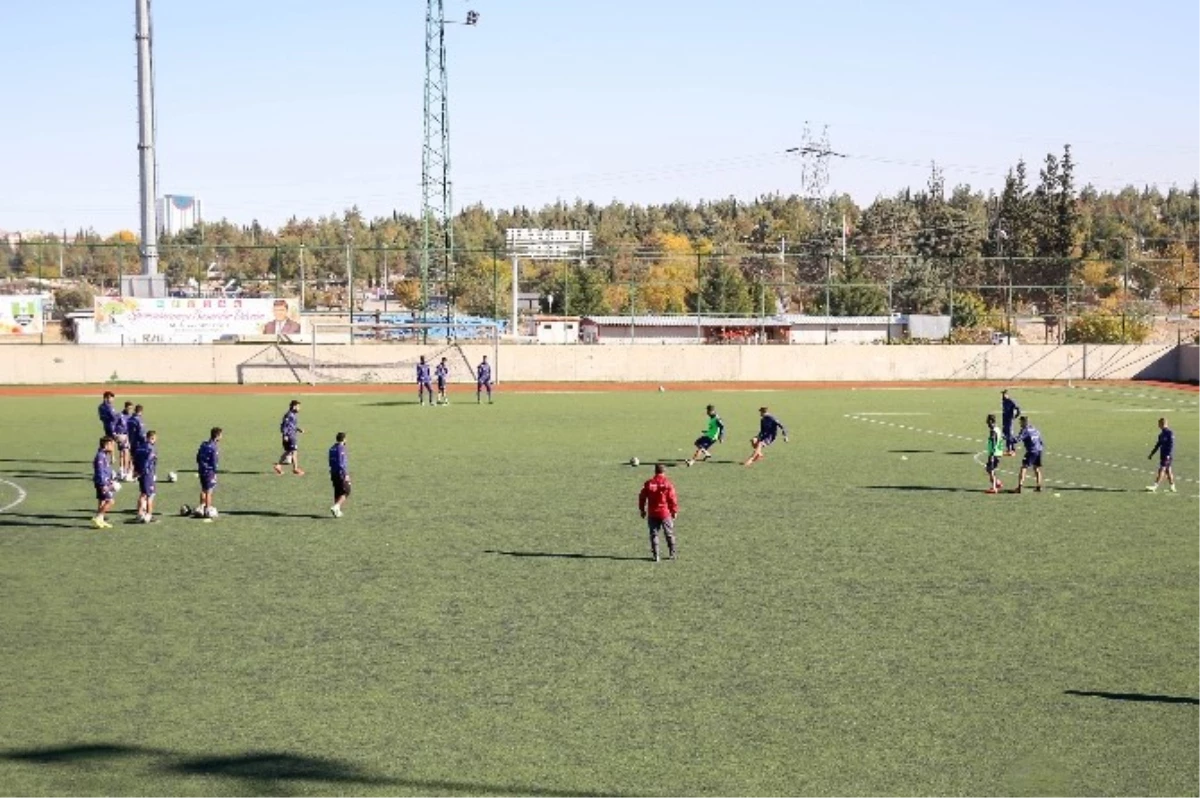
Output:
[157, 195, 203, 236]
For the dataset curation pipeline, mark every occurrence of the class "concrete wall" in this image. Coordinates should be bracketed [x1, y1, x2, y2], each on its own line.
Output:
[0, 342, 1189, 384]
[1179, 344, 1199, 383]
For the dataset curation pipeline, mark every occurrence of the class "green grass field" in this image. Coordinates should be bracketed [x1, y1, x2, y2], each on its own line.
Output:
[0, 384, 1196, 797]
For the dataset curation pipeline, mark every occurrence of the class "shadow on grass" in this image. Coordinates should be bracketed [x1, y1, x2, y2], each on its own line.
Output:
[1054, 485, 1126, 493]
[888, 449, 933, 454]
[362, 401, 427, 408]
[0, 745, 621, 797]
[486, 549, 649, 562]
[5, 472, 85, 481]
[621, 458, 738, 468]
[0, 512, 85, 529]
[222, 510, 329, 520]
[863, 485, 978, 493]
[0, 458, 90, 465]
[1064, 690, 1199, 705]
[943, 450, 977, 455]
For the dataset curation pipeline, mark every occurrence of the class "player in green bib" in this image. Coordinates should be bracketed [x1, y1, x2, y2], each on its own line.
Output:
[984, 413, 1004, 493]
[686, 405, 726, 466]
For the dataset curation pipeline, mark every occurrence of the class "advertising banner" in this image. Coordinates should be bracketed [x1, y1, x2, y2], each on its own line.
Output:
[0, 295, 45, 335]
[91, 296, 307, 344]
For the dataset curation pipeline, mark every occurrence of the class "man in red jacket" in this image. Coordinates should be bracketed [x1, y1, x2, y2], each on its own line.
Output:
[638, 463, 679, 562]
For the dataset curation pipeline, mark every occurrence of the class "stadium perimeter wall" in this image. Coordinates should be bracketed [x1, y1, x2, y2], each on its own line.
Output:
[0, 343, 1190, 385]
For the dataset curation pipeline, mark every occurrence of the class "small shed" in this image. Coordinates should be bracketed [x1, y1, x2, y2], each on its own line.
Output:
[533, 315, 581, 344]
[782, 315, 905, 344]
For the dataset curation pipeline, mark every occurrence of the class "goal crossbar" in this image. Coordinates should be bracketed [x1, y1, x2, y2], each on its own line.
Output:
[304, 320, 501, 387]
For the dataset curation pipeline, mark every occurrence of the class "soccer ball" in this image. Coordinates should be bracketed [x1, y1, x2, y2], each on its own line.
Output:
[168, 471, 178, 483]
[179, 504, 192, 517]
[204, 506, 219, 519]
[629, 457, 640, 467]
[111, 481, 122, 493]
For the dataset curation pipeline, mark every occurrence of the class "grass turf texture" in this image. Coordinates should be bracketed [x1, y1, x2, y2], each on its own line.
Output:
[0, 385, 1196, 797]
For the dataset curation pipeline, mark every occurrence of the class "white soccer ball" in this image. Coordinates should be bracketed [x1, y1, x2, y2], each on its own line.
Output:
[204, 506, 219, 519]
[630, 457, 640, 467]
[112, 481, 122, 492]
[658, 385, 665, 392]
[168, 471, 178, 483]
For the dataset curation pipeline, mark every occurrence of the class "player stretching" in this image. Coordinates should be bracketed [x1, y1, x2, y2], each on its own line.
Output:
[329, 432, 351, 517]
[273, 399, 305, 475]
[127, 404, 147, 477]
[686, 404, 725, 466]
[1146, 417, 1176, 493]
[638, 463, 679, 562]
[134, 430, 159, 522]
[1012, 416, 1044, 493]
[435, 357, 450, 405]
[416, 356, 434, 406]
[195, 427, 223, 520]
[476, 355, 493, 403]
[744, 406, 789, 467]
[1001, 389, 1021, 456]
[91, 436, 117, 529]
[984, 414, 1004, 494]
[113, 400, 133, 481]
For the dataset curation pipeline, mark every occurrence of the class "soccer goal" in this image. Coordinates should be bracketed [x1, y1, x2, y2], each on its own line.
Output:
[295, 320, 501, 386]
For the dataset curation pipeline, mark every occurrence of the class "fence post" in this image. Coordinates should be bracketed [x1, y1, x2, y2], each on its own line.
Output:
[695, 252, 702, 343]
[492, 249, 498, 323]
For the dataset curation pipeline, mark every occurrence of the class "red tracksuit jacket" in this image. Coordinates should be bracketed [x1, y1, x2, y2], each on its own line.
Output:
[638, 474, 679, 520]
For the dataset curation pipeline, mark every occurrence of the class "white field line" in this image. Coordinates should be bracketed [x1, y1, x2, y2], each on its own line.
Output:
[1063, 386, 1200, 407]
[0, 477, 28, 513]
[844, 413, 1199, 485]
[970, 450, 1121, 492]
[852, 412, 931, 416]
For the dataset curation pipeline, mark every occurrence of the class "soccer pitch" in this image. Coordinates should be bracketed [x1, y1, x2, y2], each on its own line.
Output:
[0, 384, 1196, 797]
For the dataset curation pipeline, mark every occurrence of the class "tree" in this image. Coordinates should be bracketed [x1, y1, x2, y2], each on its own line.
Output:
[827, 258, 888, 316]
[691, 261, 752, 315]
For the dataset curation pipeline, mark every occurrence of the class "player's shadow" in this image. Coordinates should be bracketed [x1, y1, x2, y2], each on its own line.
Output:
[1064, 690, 1199, 705]
[888, 449, 933, 454]
[942, 450, 976, 455]
[4, 471, 85, 481]
[0, 745, 620, 797]
[361, 401, 428, 408]
[863, 485, 978, 493]
[222, 509, 329, 519]
[486, 549, 648, 562]
[622, 459, 737, 468]
[0, 458, 89, 465]
[1055, 485, 1125, 493]
[0, 512, 81, 529]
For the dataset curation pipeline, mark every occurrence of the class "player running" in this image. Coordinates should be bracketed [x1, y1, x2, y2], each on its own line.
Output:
[435, 357, 450, 405]
[638, 463, 679, 562]
[273, 399, 305, 476]
[476, 355, 493, 404]
[416, 356, 434, 406]
[134, 430, 159, 523]
[91, 436, 117, 529]
[984, 414, 1004, 494]
[195, 427, 222, 520]
[113, 400, 133, 481]
[1001, 389, 1021, 456]
[1012, 416, 1045, 493]
[1146, 417, 1177, 493]
[686, 404, 725, 466]
[743, 406, 789, 467]
[329, 432, 351, 518]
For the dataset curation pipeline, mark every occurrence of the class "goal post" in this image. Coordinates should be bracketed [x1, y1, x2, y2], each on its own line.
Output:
[297, 320, 500, 386]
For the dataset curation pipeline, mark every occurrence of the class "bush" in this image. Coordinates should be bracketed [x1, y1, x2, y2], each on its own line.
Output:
[950, 291, 988, 329]
[53, 283, 96, 319]
[1064, 311, 1151, 344]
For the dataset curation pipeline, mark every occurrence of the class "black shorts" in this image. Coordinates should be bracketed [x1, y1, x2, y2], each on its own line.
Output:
[986, 455, 999, 474]
[694, 435, 716, 450]
[1022, 452, 1042, 469]
[1160, 455, 1173, 468]
[95, 485, 114, 502]
[282, 436, 298, 453]
[331, 474, 351, 500]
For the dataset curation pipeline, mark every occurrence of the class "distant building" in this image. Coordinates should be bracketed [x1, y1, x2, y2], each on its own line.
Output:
[157, 195, 203, 236]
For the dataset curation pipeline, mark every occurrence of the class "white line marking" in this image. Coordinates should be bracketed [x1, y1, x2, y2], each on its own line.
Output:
[853, 412, 931, 416]
[1109, 408, 1182, 413]
[1065, 386, 1200, 406]
[0, 477, 28, 513]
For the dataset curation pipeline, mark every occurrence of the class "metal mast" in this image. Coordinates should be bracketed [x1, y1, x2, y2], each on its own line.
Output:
[421, 0, 454, 331]
[135, 0, 159, 274]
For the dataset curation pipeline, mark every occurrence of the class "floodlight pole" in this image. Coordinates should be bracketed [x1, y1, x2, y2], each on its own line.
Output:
[135, 0, 159, 275]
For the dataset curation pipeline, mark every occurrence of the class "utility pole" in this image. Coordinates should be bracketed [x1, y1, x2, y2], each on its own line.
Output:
[134, 0, 159, 275]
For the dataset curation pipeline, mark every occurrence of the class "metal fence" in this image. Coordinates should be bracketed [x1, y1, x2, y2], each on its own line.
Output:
[2, 240, 1197, 344]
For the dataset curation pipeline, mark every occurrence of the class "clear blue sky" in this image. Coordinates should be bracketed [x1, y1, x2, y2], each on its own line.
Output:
[2, 0, 1197, 234]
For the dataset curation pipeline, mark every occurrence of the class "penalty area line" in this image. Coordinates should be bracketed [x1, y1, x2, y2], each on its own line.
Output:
[0, 477, 28, 513]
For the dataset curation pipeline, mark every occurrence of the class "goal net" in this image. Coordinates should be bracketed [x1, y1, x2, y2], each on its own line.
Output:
[234, 320, 500, 385]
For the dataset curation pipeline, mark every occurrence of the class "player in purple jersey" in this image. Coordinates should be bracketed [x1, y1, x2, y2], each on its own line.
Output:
[127, 404, 147, 476]
[476, 355, 493, 403]
[435, 357, 450, 405]
[1012, 416, 1045, 493]
[98, 391, 118, 437]
[416, 356, 434, 406]
[328, 432, 351, 518]
[744, 406, 789, 467]
[273, 399, 306, 476]
[1000, 389, 1021, 455]
[1146, 417, 1177, 493]
[134, 430, 159, 522]
[91, 436, 116, 529]
[113, 401, 134, 481]
[195, 427, 223, 519]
